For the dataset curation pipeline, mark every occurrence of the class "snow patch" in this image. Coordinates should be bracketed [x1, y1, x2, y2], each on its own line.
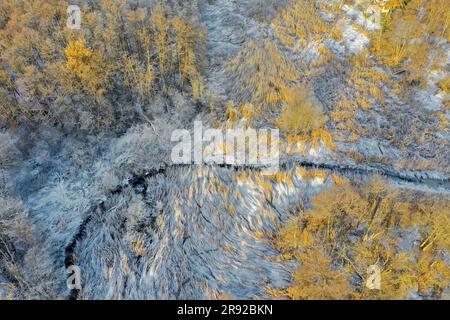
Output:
[341, 21, 370, 53]
[342, 3, 381, 32]
[415, 89, 443, 111]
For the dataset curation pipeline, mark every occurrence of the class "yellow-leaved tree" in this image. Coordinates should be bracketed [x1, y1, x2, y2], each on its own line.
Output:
[273, 0, 330, 48]
[371, 0, 449, 87]
[277, 86, 335, 151]
[227, 41, 299, 111]
[150, 4, 172, 85]
[64, 39, 108, 96]
[172, 16, 206, 102]
[65, 40, 93, 80]
[271, 177, 449, 300]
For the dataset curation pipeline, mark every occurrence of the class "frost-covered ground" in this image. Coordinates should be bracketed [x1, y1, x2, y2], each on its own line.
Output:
[0, 0, 449, 299]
